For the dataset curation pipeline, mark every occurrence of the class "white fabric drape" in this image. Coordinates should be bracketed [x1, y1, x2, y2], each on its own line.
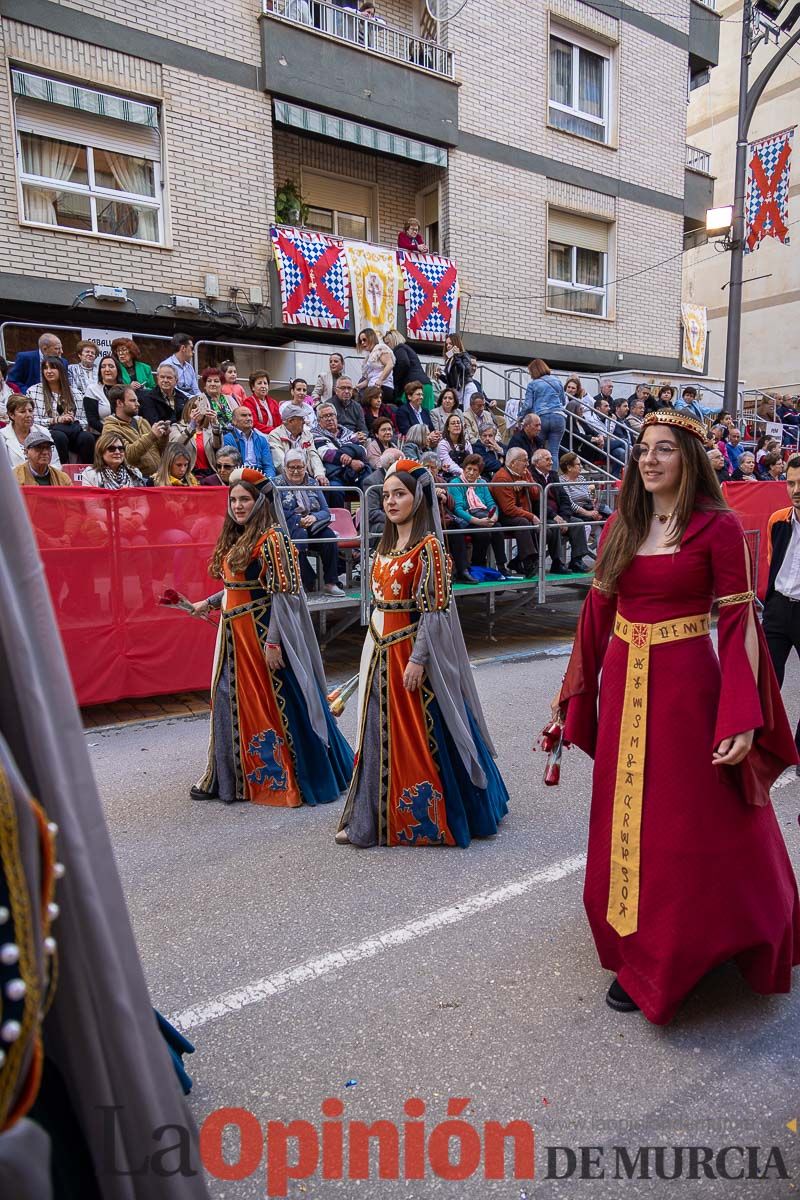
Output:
[103, 152, 159, 241]
[21, 134, 81, 224]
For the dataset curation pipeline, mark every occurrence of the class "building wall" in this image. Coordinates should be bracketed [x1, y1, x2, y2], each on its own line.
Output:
[683, 0, 800, 391]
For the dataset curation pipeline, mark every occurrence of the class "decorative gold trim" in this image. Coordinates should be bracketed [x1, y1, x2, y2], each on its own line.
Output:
[717, 591, 755, 607]
[641, 409, 706, 442]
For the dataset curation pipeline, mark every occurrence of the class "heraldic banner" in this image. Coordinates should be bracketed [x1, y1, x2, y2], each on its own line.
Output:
[343, 241, 398, 335]
[745, 126, 795, 254]
[270, 226, 350, 330]
[399, 251, 459, 342]
[681, 303, 707, 373]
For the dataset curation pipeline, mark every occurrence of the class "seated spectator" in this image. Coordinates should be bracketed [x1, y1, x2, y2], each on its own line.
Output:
[160, 332, 199, 397]
[396, 381, 434, 435]
[12, 430, 72, 487]
[570, 399, 625, 476]
[152, 441, 199, 487]
[1, 395, 61, 468]
[677, 385, 706, 424]
[138, 363, 188, 426]
[67, 340, 100, 397]
[171, 397, 223, 481]
[628, 381, 655, 413]
[430, 387, 460, 433]
[224, 406, 276, 477]
[356, 328, 395, 406]
[437, 333, 472, 404]
[558, 451, 610, 544]
[777, 394, 799, 427]
[331, 376, 368, 434]
[243, 370, 281, 434]
[278, 450, 346, 596]
[8, 331, 65, 393]
[449, 454, 510, 578]
[437, 411, 472, 478]
[756, 435, 779, 468]
[476, 424, 505, 478]
[312, 353, 346, 404]
[199, 445, 242, 487]
[82, 430, 147, 488]
[400, 423, 438, 461]
[396, 218, 428, 254]
[563, 376, 587, 402]
[220, 360, 248, 407]
[361, 446, 403, 538]
[655, 384, 676, 410]
[626, 396, 646, 435]
[507, 412, 544, 467]
[312, 401, 369, 500]
[462, 390, 507, 448]
[707, 446, 730, 484]
[383, 329, 432, 407]
[760, 451, 786, 481]
[268, 402, 325, 480]
[102, 385, 169, 479]
[199, 367, 237, 428]
[530, 447, 590, 572]
[489, 447, 540, 577]
[731, 451, 758, 482]
[418, 453, 475, 582]
[520, 360, 567, 462]
[27, 356, 94, 463]
[610, 397, 635, 460]
[288, 377, 316, 418]
[756, 394, 776, 423]
[0, 355, 20, 414]
[711, 423, 734, 472]
[361, 384, 397, 432]
[366, 415, 398, 469]
[112, 338, 155, 392]
[83, 354, 124, 433]
[594, 378, 615, 406]
[592, 396, 629, 475]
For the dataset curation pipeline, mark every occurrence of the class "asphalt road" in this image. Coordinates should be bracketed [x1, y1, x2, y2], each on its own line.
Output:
[89, 645, 800, 1200]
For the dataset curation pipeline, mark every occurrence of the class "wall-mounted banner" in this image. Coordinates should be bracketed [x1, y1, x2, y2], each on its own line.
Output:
[399, 251, 459, 342]
[343, 241, 399, 337]
[81, 328, 133, 354]
[270, 227, 350, 330]
[680, 303, 707, 373]
[745, 126, 795, 253]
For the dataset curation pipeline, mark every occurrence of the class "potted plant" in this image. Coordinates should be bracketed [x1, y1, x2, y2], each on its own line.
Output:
[275, 180, 309, 227]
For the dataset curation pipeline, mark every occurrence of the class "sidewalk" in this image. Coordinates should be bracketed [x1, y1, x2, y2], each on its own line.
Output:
[82, 692, 211, 730]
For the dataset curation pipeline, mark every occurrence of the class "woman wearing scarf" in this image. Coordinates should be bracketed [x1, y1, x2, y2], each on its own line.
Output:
[81, 430, 147, 488]
[191, 468, 353, 806]
[337, 459, 508, 847]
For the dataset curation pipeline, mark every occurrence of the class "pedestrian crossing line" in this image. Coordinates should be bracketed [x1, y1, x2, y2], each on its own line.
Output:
[170, 852, 587, 1032]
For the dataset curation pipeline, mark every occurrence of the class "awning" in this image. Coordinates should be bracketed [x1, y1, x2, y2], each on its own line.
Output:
[11, 69, 159, 129]
[273, 99, 448, 167]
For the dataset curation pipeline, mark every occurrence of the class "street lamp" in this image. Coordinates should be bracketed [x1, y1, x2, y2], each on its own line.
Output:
[722, 0, 800, 412]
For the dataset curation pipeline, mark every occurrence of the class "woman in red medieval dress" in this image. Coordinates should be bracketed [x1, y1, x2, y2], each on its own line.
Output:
[557, 408, 800, 1023]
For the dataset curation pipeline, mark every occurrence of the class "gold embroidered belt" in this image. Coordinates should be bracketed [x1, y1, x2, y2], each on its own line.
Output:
[608, 611, 711, 937]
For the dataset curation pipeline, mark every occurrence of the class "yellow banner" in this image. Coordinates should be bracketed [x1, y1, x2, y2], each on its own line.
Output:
[681, 303, 707, 373]
[344, 241, 399, 336]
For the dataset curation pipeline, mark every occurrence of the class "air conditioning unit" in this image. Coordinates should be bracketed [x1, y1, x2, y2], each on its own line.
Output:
[172, 295, 202, 312]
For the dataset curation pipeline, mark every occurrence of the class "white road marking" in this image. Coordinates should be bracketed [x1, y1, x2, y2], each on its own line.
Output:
[170, 852, 586, 1031]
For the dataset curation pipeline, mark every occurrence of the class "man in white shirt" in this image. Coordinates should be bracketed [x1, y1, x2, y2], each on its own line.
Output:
[764, 454, 800, 771]
[160, 333, 199, 396]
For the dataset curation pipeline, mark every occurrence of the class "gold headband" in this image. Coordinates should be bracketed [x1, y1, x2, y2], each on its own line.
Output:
[641, 408, 706, 442]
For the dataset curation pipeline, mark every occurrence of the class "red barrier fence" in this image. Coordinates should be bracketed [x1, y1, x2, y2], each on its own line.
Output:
[21, 481, 790, 708]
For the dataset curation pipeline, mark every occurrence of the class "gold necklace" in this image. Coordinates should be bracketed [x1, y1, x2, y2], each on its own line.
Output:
[653, 511, 673, 525]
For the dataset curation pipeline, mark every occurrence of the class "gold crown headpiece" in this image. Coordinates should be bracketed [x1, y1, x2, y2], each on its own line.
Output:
[641, 409, 705, 442]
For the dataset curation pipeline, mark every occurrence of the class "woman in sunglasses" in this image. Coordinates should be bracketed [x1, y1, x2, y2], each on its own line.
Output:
[81, 430, 147, 487]
[553, 409, 799, 1024]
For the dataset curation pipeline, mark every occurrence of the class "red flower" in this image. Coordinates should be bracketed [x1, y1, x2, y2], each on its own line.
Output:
[158, 589, 181, 606]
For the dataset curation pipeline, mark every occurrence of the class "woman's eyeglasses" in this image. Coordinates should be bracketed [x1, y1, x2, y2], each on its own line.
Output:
[107, 444, 125, 452]
[631, 443, 679, 463]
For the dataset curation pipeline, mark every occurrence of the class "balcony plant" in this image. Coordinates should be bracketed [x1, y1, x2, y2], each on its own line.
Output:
[275, 180, 309, 227]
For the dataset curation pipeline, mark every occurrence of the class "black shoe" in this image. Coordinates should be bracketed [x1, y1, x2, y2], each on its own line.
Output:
[570, 559, 589, 573]
[550, 560, 567, 574]
[521, 559, 538, 578]
[605, 978, 640, 1012]
[507, 557, 523, 575]
[455, 570, 479, 584]
[223, 796, 248, 805]
[190, 785, 217, 802]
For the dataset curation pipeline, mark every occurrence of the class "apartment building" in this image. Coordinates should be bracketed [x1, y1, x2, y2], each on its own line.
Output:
[682, 0, 799, 393]
[0, 0, 719, 381]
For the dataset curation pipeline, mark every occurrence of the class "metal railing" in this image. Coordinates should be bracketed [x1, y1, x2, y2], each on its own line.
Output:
[686, 144, 712, 174]
[262, 0, 455, 79]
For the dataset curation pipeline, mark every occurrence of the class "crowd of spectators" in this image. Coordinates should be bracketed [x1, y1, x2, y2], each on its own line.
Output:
[3, 327, 798, 593]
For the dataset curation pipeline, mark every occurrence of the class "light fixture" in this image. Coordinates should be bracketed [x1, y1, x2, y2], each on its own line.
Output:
[706, 206, 733, 236]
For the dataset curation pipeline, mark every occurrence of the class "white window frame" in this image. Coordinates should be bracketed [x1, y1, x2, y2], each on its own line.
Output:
[548, 24, 612, 146]
[546, 242, 608, 318]
[305, 205, 372, 241]
[16, 129, 164, 246]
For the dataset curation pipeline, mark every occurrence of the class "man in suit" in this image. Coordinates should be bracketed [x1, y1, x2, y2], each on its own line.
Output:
[138, 363, 188, 425]
[764, 455, 800, 770]
[396, 381, 434, 436]
[8, 332, 67, 393]
[530, 447, 589, 572]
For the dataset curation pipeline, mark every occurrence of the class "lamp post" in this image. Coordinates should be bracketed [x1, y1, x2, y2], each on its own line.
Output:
[722, 0, 800, 413]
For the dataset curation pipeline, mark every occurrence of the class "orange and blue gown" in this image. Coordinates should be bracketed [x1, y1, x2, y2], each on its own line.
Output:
[339, 533, 508, 846]
[199, 527, 353, 805]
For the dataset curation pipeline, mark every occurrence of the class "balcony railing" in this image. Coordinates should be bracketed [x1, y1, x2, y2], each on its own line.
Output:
[686, 144, 712, 174]
[693, 0, 717, 9]
[262, 0, 455, 79]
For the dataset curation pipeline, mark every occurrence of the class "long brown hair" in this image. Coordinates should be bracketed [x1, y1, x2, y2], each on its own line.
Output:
[210, 482, 276, 577]
[40, 356, 76, 418]
[595, 425, 729, 592]
[375, 470, 433, 555]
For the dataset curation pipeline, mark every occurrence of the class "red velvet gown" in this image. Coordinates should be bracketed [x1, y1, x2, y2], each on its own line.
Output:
[560, 509, 800, 1023]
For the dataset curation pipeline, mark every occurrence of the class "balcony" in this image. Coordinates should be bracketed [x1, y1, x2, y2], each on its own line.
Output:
[259, 0, 459, 148]
[689, 0, 721, 72]
[685, 144, 711, 175]
[684, 144, 714, 233]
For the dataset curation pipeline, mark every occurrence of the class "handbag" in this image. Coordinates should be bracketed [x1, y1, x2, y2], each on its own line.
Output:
[307, 514, 332, 536]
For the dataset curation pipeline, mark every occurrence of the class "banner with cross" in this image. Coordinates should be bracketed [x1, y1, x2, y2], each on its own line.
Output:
[744, 126, 795, 254]
[270, 227, 351, 329]
[399, 251, 459, 342]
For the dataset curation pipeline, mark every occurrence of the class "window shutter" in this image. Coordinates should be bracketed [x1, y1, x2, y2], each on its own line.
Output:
[15, 97, 161, 161]
[548, 209, 609, 253]
[301, 171, 374, 218]
[422, 188, 439, 226]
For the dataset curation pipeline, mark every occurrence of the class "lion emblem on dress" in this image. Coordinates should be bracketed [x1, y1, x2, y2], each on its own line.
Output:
[395, 781, 450, 846]
[246, 729, 288, 791]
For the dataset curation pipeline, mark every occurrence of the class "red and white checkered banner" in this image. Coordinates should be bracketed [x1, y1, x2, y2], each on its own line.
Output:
[270, 226, 351, 329]
[745, 126, 795, 254]
[399, 251, 459, 342]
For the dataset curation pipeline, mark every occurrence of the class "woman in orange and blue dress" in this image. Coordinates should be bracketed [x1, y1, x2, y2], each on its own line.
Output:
[337, 459, 508, 847]
[191, 468, 353, 806]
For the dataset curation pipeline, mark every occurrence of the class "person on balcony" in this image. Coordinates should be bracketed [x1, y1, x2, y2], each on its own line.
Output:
[396, 219, 428, 255]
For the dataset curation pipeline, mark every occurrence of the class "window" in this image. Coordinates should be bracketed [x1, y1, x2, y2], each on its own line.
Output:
[547, 210, 610, 317]
[12, 70, 163, 244]
[306, 207, 370, 240]
[301, 170, 375, 241]
[549, 30, 610, 144]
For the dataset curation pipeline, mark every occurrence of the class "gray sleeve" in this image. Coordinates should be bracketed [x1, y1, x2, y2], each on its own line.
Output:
[206, 590, 224, 609]
[409, 617, 429, 666]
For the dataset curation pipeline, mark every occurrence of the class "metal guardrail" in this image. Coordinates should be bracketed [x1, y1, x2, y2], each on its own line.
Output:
[686, 144, 712, 174]
[262, 0, 455, 79]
